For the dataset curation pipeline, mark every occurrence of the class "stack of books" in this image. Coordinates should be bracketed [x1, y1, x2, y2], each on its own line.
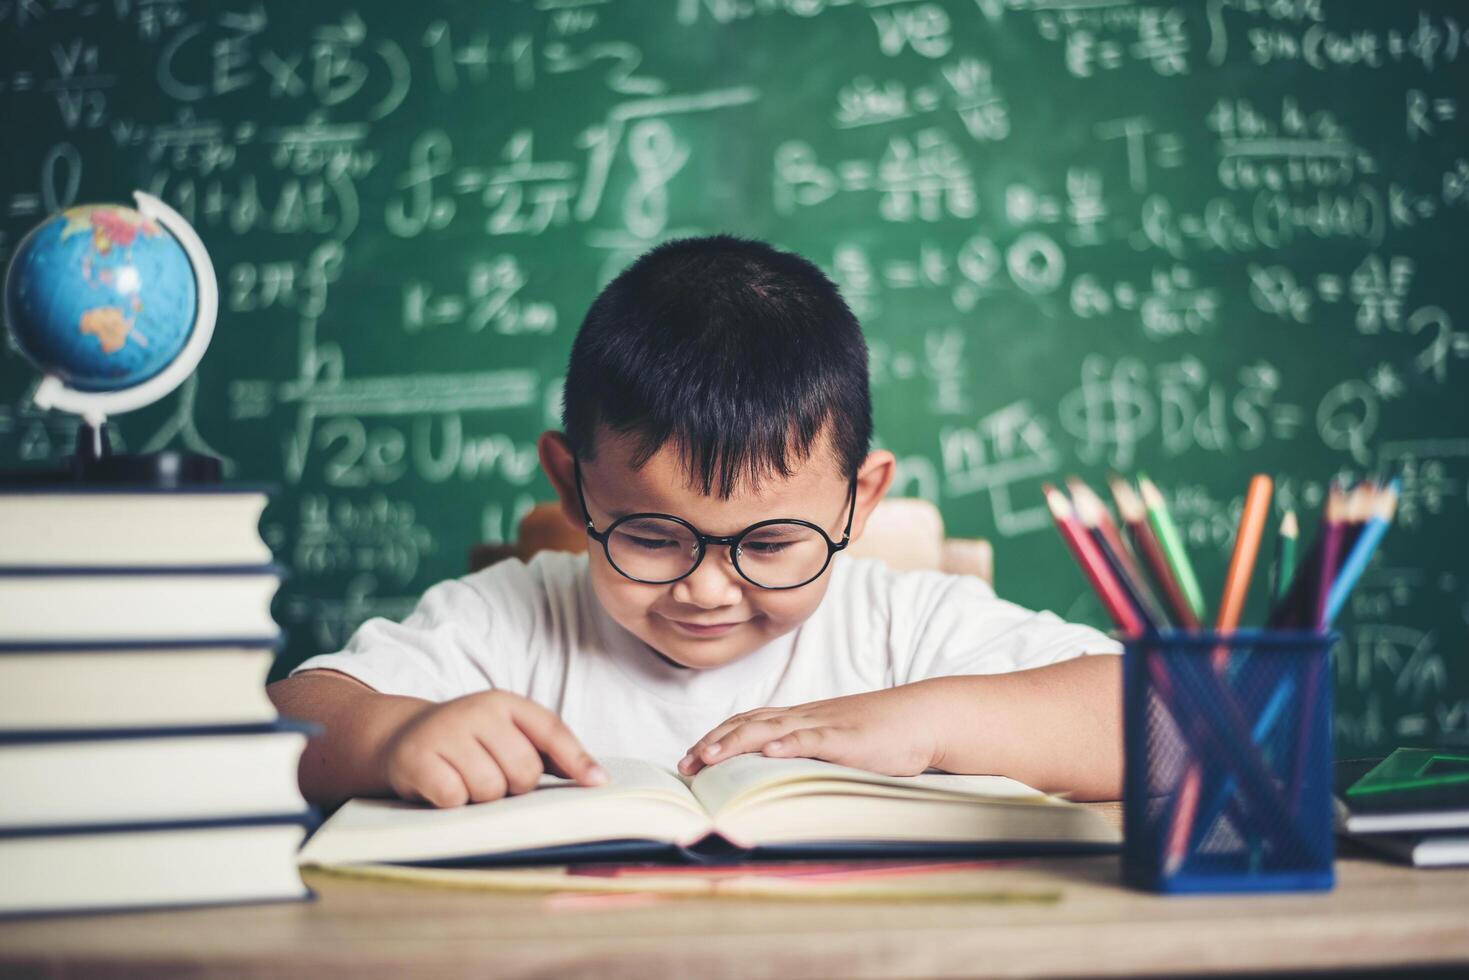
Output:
[0, 486, 315, 916]
[1337, 750, 1469, 868]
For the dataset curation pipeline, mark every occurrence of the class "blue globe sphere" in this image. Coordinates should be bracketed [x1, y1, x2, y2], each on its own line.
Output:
[4, 205, 198, 393]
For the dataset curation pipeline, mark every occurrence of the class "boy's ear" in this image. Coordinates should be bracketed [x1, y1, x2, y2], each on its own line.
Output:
[846, 450, 897, 542]
[537, 431, 586, 533]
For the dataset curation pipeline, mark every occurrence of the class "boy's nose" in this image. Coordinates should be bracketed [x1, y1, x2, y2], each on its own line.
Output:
[670, 545, 744, 609]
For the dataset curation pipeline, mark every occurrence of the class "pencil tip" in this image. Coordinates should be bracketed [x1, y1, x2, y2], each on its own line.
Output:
[1044, 486, 1072, 519]
[1281, 510, 1298, 537]
[1072, 487, 1103, 527]
[1109, 475, 1143, 520]
[1377, 485, 1400, 521]
[1068, 477, 1110, 516]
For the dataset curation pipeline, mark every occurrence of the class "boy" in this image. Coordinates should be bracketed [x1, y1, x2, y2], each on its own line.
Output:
[268, 235, 1123, 809]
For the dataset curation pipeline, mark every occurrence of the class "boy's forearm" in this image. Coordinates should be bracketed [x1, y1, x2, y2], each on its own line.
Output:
[267, 670, 429, 808]
[922, 655, 1123, 801]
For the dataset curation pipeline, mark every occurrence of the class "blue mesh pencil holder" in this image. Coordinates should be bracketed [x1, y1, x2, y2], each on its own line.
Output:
[1122, 630, 1336, 894]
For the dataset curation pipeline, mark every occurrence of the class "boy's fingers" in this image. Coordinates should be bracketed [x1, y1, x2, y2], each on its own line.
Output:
[762, 725, 838, 762]
[698, 717, 795, 764]
[511, 701, 607, 786]
[478, 730, 544, 796]
[405, 752, 471, 808]
[680, 712, 780, 772]
[439, 744, 508, 804]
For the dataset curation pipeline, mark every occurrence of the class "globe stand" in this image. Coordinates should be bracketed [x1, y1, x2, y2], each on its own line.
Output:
[67, 423, 221, 486]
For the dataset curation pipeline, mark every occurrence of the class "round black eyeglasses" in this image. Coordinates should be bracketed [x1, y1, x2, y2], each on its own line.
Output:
[573, 462, 857, 590]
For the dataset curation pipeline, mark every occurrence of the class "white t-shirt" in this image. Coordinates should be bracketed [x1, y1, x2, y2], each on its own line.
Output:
[292, 552, 1119, 769]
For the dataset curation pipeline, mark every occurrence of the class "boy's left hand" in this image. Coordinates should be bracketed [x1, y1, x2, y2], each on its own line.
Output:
[678, 682, 944, 777]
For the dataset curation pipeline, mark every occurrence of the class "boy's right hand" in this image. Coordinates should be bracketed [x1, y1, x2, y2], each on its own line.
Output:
[376, 690, 608, 807]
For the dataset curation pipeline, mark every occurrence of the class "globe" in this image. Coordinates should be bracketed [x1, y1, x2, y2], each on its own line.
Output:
[5, 204, 198, 393]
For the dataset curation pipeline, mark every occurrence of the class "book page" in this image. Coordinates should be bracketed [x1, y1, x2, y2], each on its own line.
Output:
[536, 756, 694, 799]
[685, 756, 1118, 851]
[688, 755, 1049, 819]
[299, 757, 707, 867]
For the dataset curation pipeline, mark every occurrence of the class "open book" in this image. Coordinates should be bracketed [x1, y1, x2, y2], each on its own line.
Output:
[299, 756, 1119, 868]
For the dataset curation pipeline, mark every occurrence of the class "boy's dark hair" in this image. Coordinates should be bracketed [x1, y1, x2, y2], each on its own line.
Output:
[562, 234, 871, 498]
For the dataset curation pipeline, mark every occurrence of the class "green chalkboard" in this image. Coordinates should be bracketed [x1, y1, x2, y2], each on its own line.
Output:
[2, 1, 1466, 756]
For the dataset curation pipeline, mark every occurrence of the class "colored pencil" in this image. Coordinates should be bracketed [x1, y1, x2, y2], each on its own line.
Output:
[1168, 651, 1314, 859]
[1270, 510, 1299, 610]
[1071, 479, 1168, 631]
[1267, 484, 1340, 629]
[1138, 476, 1207, 624]
[1312, 488, 1348, 630]
[1287, 486, 1348, 811]
[1186, 669, 1297, 860]
[1164, 474, 1273, 856]
[1163, 764, 1202, 877]
[1213, 474, 1273, 666]
[1115, 485, 1207, 860]
[1043, 484, 1144, 637]
[1068, 477, 1149, 594]
[1324, 481, 1399, 626]
[1110, 476, 1200, 630]
[1338, 479, 1375, 558]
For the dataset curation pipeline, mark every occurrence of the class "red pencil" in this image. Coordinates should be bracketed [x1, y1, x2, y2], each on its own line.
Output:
[1069, 478, 1146, 589]
[1044, 484, 1144, 637]
[1163, 764, 1202, 877]
[1109, 476, 1200, 630]
[1071, 478, 1170, 630]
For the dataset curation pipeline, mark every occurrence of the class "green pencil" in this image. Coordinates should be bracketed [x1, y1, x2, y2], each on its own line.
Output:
[1137, 475, 1207, 624]
[1271, 510, 1299, 608]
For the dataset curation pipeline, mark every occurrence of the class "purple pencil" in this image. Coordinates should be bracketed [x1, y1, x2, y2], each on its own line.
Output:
[1312, 489, 1347, 630]
[1291, 486, 1347, 810]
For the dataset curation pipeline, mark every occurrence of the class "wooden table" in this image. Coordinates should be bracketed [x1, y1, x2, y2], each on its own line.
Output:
[3, 805, 1467, 978]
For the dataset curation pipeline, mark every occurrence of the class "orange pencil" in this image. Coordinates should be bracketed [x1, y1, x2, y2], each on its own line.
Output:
[1044, 484, 1145, 637]
[1215, 474, 1273, 642]
[1168, 474, 1272, 857]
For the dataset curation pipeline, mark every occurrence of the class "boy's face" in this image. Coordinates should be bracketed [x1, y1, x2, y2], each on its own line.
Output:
[540, 429, 893, 670]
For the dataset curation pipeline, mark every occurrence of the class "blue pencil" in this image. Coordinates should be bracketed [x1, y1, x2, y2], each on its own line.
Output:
[1324, 480, 1399, 626]
[1186, 670, 1297, 856]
